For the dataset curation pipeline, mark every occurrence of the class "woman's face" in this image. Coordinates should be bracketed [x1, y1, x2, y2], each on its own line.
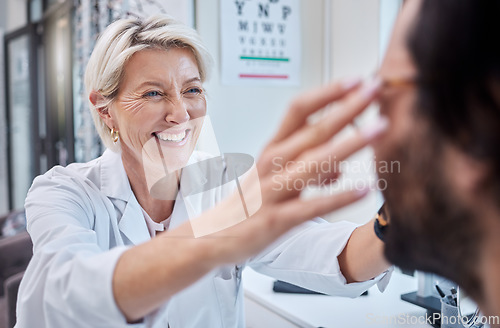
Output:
[108, 48, 206, 175]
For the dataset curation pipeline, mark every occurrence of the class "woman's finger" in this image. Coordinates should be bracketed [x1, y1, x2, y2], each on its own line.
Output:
[267, 117, 389, 202]
[272, 188, 370, 229]
[269, 78, 362, 145]
[296, 116, 388, 179]
[268, 80, 382, 168]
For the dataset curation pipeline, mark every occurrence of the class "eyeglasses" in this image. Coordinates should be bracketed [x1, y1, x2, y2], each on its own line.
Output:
[370, 74, 417, 111]
[380, 75, 417, 90]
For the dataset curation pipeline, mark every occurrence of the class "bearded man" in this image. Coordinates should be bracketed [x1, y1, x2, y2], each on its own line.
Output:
[375, 0, 500, 319]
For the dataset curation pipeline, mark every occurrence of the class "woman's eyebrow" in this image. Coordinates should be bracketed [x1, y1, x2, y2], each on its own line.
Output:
[184, 77, 201, 84]
[136, 81, 166, 89]
[136, 77, 200, 89]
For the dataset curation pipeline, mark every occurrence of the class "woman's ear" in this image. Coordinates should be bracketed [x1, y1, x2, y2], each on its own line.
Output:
[89, 90, 115, 129]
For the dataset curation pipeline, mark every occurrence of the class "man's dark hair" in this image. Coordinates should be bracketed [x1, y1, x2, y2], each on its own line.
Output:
[408, 0, 500, 198]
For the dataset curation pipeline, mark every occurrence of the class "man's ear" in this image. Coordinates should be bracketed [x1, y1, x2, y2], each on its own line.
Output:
[446, 146, 490, 198]
[89, 90, 115, 129]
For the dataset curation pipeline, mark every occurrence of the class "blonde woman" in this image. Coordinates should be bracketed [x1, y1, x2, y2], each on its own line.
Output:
[17, 15, 391, 328]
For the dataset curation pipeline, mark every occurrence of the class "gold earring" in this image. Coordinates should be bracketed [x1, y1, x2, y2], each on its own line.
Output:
[110, 128, 119, 143]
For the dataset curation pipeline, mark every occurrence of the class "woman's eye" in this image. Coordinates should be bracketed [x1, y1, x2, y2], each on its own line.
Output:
[186, 88, 202, 94]
[144, 91, 161, 98]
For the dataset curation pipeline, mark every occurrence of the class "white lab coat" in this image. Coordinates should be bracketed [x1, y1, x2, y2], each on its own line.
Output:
[16, 149, 391, 328]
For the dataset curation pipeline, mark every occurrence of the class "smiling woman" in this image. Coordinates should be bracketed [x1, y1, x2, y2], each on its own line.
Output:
[84, 16, 211, 153]
[96, 48, 207, 190]
[15, 14, 392, 328]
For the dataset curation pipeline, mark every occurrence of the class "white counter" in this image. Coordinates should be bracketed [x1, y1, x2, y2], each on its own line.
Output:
[243, 268, 434, 328]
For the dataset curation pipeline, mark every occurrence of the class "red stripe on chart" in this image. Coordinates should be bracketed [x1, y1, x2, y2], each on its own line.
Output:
[239, 74, 289, 79]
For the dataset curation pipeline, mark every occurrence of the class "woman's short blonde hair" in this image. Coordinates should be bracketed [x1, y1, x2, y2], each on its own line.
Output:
[84, 15, 213, 152]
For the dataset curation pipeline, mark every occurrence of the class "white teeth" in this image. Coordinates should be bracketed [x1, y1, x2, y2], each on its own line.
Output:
[156, 130, 187, 142]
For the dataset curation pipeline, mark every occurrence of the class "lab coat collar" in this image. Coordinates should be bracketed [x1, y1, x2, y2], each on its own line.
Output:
[100, 149, 132, 202]
[119, 193, 151, 245]
[99, 149, 150, 244]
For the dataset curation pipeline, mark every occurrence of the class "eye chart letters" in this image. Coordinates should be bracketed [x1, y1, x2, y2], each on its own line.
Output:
[220, 0, 301, 86]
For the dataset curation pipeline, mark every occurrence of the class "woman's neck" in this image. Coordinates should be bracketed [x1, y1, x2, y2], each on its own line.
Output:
[121, 151, 179, 223]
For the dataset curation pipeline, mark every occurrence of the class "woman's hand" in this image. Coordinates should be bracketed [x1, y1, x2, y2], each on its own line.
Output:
[191, 78, 387, 264]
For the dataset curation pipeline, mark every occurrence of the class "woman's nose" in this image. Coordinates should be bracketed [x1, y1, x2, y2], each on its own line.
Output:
[165, 98, 190, 124]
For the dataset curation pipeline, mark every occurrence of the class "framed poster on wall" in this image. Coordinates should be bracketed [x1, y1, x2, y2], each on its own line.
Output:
[220, 0, 302, 86]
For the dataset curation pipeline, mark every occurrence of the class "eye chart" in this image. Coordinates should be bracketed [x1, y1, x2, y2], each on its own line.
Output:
[220, 0, 301, 86]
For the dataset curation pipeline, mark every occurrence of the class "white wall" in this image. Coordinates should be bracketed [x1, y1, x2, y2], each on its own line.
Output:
[324, 0, 401, 224]
[196, 0, 327, 157]
[330, 0, 380, 79]
[379, 0, 403, 60]
[323, 0, 382, 224]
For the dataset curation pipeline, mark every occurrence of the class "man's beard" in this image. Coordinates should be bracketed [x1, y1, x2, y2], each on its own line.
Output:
[379, 120, 484, 301]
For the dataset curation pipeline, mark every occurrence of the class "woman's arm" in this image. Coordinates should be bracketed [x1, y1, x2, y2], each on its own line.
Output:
[113, 78, 387, 321]
[338, 218, 391, 283]
[113, 231, 220, 322]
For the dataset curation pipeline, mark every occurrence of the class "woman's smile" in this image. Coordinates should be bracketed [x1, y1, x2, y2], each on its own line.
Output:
[154, 128, 191, 147]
